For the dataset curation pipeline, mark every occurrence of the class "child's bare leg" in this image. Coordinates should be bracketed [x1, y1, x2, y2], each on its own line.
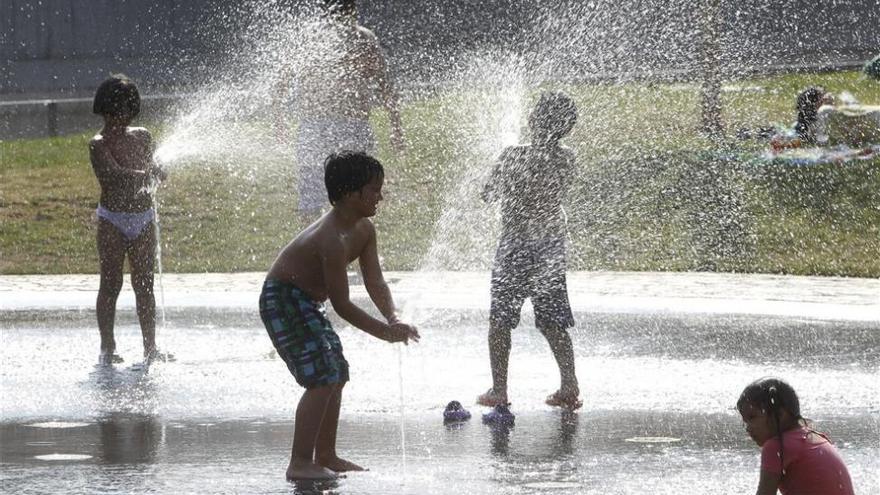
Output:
[288, 385, 338, 481]
[96, 221, 125, 360]
[542, 326, 579, 397]
[316, 383, 364, 472]
[129, 226, 157, 358]
[479, 323, 512, 405]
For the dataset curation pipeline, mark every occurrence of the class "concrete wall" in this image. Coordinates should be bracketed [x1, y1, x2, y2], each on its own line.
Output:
[1, 0, 230, 98]
[2, 0, 877, 139]
[3, 0, 878, 98]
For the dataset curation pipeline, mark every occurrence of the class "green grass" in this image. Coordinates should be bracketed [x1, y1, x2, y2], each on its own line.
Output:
[2, 70, 879, 276]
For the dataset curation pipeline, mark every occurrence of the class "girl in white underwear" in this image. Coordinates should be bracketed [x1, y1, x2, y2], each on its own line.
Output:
[89, 74, 172, 366]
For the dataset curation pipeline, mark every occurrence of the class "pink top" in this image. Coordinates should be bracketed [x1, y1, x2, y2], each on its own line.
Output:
[761, 426, 854, 495]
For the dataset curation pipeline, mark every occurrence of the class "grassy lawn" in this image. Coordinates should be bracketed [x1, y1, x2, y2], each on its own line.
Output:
[1, 70, 878, 276]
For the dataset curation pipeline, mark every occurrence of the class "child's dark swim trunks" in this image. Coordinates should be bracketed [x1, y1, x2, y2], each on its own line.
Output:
[490, 237, 575, 331]
[259, 279, 350, 389]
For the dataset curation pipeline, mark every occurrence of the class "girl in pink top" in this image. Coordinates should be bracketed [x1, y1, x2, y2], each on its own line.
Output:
[737, 378, 855, 495]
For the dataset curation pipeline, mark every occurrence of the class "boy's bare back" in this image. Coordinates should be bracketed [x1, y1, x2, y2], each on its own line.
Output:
[266, 211, 374, 302]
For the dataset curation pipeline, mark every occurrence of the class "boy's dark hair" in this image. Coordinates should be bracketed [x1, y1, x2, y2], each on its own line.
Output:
[93, 74, 141, 118]
[794, 85, 826, 142]
[324, 151, 384, 205]
[529, 91, 578, 143]
[322, 0, 356, 16]
[737, 377, 806, 478]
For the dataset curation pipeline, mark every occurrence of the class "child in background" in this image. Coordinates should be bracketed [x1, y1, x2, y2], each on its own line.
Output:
[259, 151, 419, 481]
[737, 377, 854, 495]
[793, 86, 833, 145]
[477, 92, 581, 410]
[277, 0, 405, 226]
[90, 74, 169, 365]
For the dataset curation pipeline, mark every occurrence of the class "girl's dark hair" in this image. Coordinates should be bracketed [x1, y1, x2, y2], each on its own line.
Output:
[529, 91, 578, 143]
[737, 377, 805, 477]
[93, 74, 141, 118]
[794, 86, 826, 143]
[324, 151, 384, 205]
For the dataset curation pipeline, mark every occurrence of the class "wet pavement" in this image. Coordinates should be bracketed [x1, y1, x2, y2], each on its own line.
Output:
[2, 271, 878, 320]
[1, 271, 878, 494]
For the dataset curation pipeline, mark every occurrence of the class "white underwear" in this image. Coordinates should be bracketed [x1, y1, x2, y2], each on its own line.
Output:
[96, 205, 155, 241]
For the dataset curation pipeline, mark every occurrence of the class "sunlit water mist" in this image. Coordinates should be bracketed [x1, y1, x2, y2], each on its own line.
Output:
[420, 55, 528, 269]
[153, 3, 337, 172]
[399, 53, 530, 331]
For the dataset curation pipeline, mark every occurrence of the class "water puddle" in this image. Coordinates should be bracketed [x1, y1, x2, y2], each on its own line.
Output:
[625, 436, 681, 443]
[34, 454, 93, 461]
[27, 421, 92, 429]
[523, 481, 582, 490]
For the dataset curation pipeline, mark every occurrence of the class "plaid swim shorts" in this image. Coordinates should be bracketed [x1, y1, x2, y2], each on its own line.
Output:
[259, 279, 350, 389]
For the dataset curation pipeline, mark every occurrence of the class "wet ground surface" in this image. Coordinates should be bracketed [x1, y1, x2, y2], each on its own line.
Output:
[1, 272, 878, 494]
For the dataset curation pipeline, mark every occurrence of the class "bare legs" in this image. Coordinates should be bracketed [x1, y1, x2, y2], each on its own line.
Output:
[128, 224, 157, 358]
[97, 220, 125, 362]
[288, 385, 338, 480]
[480, 322, 580, 408]
[315, 383, 364, 472]
[541, 326, 580, 402]
[478, 323, 512, 406]
[287, 382, 363, 481]
[95, 220, 159, 363]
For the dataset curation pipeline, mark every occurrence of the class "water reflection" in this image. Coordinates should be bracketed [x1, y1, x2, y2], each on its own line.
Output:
[88, 362, 160, 416]
[488, 410, 579, 459]
[554, 410, 579, 458]
[489, 422, 513, 457]
[289, 479, 339, 495]
[98, 413, 163, 464]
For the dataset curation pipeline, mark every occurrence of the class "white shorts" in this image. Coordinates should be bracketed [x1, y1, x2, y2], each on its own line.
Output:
[295, 117, 377, 212]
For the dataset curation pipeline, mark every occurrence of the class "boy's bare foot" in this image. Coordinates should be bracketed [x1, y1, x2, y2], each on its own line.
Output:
[286, 461, 339, 481]
[317, 455, 365, 472]
[98, 352, 124, 365]
[545, 390, 582, 410]
[477, 388, 508, 407]
[144, 349, 176, 364]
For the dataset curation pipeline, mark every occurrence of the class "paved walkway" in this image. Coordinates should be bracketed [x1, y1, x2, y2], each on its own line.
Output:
[1, 271, 878, 321]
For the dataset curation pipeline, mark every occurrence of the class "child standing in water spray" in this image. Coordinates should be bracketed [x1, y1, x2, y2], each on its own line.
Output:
[90, 74, 170, 366]
[737, 377, 855, 495]
[276, 0, 405, 226]
[477, 92, 582, 410]
[259, 151, 419, 481]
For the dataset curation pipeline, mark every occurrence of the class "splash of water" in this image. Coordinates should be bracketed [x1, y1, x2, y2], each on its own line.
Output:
[397, 345, 407, 477]
[402, 52, 529, 329]
[153, 3, 334, 172]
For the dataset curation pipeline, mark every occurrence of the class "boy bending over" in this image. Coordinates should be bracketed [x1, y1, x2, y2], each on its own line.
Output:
[259, 151, 419, 481]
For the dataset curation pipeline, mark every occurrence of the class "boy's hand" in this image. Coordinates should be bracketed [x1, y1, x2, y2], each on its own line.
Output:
[389, 322, 419, 345]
